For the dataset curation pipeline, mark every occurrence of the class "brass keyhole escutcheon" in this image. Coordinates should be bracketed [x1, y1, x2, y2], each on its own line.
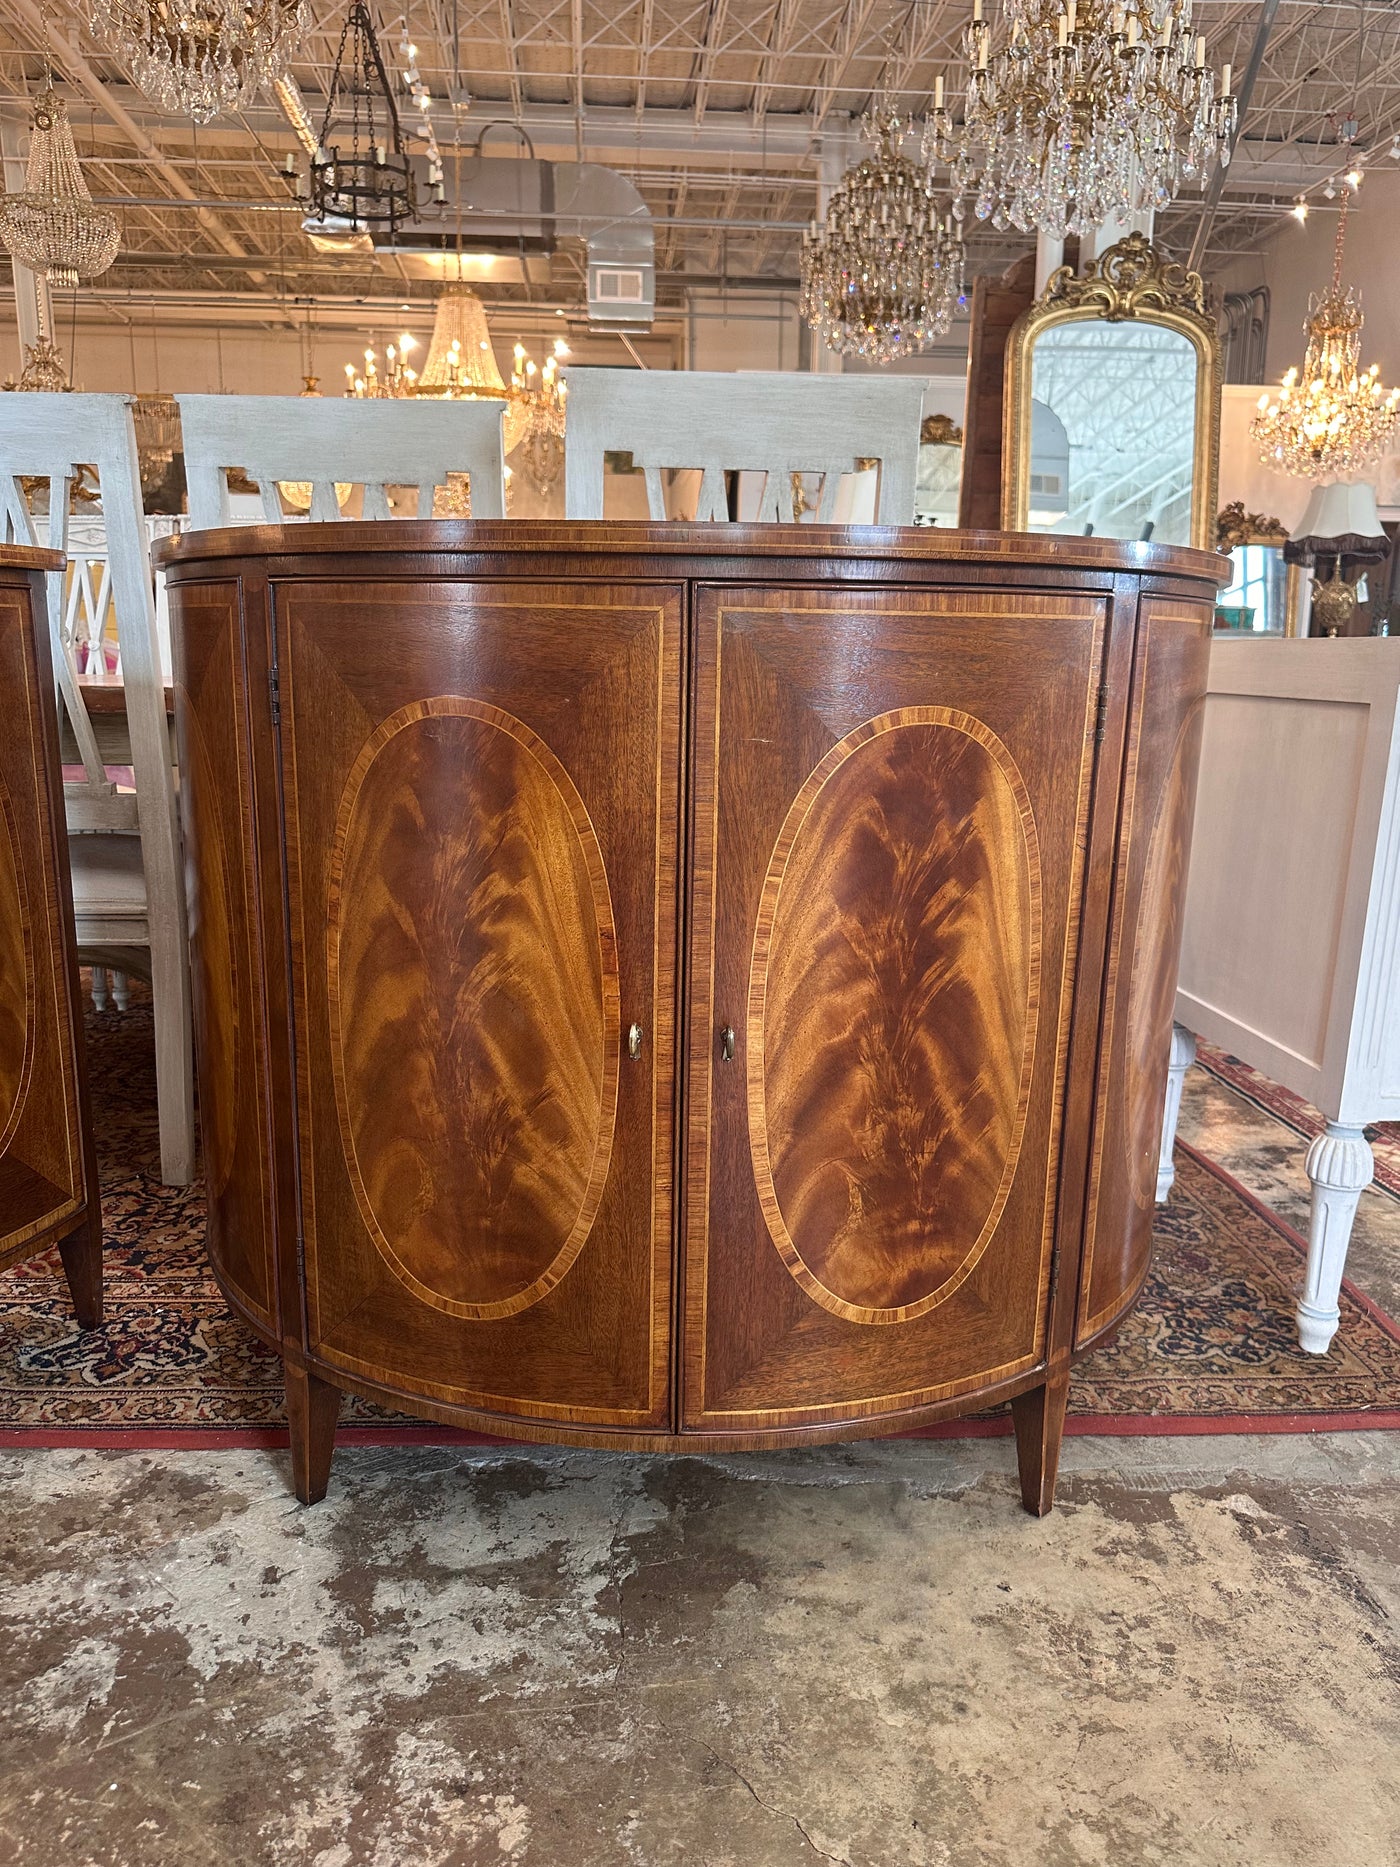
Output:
[720, 1025, 736, 1062]
[628, 1022, 644, 1061]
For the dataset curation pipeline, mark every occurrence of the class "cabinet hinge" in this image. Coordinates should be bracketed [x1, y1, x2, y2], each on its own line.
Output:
[269, 663, 281, 728]
[1093, 684, 1109, 746]
[1048, 1244, 1061, 1306]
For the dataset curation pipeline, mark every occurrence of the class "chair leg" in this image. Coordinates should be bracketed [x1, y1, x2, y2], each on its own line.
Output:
[286, 1361, 342, 1506]
[58, 1206, 103, 1330]
[148, 928, 195, 1187]
[1010, 1367, 1071, 1517]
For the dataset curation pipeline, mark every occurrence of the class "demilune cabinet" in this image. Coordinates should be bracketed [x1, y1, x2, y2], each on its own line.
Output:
[161, 522, 1222, 1513]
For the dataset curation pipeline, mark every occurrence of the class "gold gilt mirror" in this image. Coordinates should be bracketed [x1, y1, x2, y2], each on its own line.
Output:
[1002, 233, 1222, 552]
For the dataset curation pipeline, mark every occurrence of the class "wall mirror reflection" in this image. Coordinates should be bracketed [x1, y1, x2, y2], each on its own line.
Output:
[1002, 235, 1222, 552]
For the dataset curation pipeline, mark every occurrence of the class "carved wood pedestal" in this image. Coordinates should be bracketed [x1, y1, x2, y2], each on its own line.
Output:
[160, 523, 1222, 1513]
[0, 547, 103, 1326]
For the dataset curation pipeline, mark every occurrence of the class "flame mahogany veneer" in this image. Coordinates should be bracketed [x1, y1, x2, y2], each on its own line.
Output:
[158, 522, 1223, 1512]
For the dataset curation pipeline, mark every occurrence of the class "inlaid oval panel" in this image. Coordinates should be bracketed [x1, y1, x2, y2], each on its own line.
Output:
[749, 708, 1042, 1326]
[1125, 701, 1204, 1212]
[328, 697, 620, 1321]
[0, 777, 33, 1158]
[180, 698, 238, 1201]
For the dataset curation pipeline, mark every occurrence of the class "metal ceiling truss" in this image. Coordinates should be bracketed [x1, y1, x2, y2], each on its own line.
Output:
[0, 0, 1398, 316]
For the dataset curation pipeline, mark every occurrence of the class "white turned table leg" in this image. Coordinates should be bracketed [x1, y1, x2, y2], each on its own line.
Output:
[1297, 1124, 1375, 1354]
[89, 967, 108, 1013]
[1156, 1024, 1197, 1202]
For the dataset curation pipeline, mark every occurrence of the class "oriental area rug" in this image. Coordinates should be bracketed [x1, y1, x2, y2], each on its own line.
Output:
[2, 998, 1399, 1447]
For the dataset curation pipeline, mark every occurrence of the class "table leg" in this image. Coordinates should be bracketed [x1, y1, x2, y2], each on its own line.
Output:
[1156, 1024, 1196, 1203]
[1010, 1367, 1071, 1517]
[57, 1208, 103, 1331]
[1298, 1123, 1374, 1355]
[286, 1361, 342, 1505]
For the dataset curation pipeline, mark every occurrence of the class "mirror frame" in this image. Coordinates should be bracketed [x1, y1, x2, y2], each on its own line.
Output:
[1001, 233, 1222, 552]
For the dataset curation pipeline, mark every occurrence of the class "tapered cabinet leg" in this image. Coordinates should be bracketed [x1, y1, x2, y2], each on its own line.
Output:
[57, 1209, 103, 1330]
[1157, 1024, 1197, 1203]
[1297, 1124, 1374, 1355]
[1010, 1368, 1071, 1517]
[286, 1361, 341, 1505]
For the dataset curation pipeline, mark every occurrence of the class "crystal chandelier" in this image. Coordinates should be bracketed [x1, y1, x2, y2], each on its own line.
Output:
[309, 1, 415, 239]
[0, 88, 118, 290]
[86, 0, 305, 124]
[1252, 190, 1400, 481]
[932, 0, 1236, 237]
[508, 339, 569, 496]
[132, 390, 180, 497]
[801, 105, 964, 365]
[344, 287, 570, 464]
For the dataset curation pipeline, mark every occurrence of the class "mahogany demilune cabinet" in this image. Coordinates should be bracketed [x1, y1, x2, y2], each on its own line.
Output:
[161, 523, 1221, 1513]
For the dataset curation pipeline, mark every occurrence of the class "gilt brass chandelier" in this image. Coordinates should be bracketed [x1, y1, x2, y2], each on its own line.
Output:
[87, 0, 305, 124]
[0, 87, 118, 291]
[342, 287, 570, 492]
[801, 105, 963, 365]
[1252, 189, 1400, 481]
[931, 0, 1236, 237]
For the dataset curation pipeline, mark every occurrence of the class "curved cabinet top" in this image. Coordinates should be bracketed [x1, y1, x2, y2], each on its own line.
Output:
[156, 519, 1225, 587]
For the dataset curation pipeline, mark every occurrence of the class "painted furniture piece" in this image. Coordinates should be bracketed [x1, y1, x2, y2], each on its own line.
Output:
[563, 369, 924, 522]
[0, 545, 102, 1327]
[1159, 638, 1400, 1354]
[160, 522, 1222, 1512]
[0, 394, 194, 1186]
[178, 395, 507, 530]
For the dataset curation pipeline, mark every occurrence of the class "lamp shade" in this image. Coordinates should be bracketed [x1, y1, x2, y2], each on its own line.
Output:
[1285, 479, 1390, 567]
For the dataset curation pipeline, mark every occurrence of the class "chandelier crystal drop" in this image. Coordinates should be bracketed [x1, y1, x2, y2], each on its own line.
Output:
[1251, 191, 1400, 481]
[0, 88, 119, 290]
[86, 0, 305, 125]
[801, 105, 964, 365]
[930, 0, 1235, 238]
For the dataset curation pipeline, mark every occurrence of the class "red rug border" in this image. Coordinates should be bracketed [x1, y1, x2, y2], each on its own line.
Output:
[5, 1142, 1397, 1451]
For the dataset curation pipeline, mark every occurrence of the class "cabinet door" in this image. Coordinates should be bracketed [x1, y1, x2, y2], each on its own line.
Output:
[1076, 596, 1213, 1344]
[279, 579, 681, 1431]
[685, 584, 1108, 1433]
[0, 576, 89, 1265]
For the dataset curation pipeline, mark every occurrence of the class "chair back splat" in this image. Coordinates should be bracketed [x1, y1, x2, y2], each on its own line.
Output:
[562, 369, 926, 523]
[178, 395, 508, 530]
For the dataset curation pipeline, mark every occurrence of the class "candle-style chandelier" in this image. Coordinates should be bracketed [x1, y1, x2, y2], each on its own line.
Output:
[309, 0, 415, 238]
[0, 87, 118, 291]
[507, 339, 569, 496]
[1252, 187, 1400, 481]
[930, 0, 1236, 237]
[86, 0, 304, 124]
[342, 285, 571, 493]
[801, 104, 964, 365]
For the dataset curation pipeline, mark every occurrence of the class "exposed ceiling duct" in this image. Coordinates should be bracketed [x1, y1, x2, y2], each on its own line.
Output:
[300, 145, 655, 330]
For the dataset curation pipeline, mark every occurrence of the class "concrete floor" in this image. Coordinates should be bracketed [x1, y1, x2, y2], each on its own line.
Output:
[2, 1070, 1398, 1867]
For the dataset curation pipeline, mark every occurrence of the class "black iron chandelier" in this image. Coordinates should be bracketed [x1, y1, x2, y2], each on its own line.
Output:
[309, 1, 415, 238]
